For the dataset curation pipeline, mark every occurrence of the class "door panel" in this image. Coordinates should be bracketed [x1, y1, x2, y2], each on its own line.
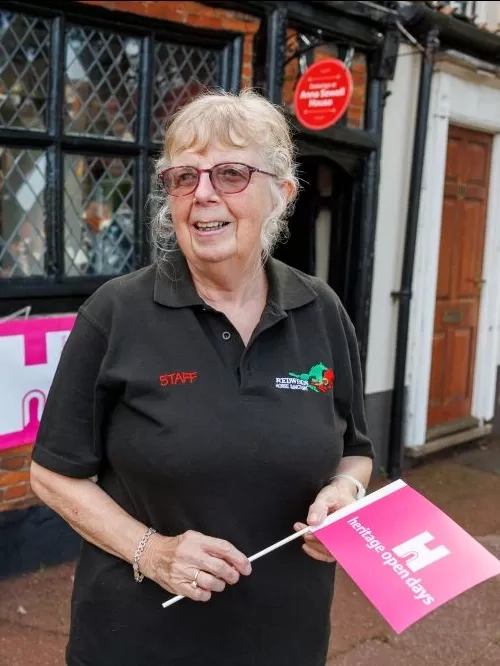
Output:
[458, 200, 484, 296]
[436, 198, 456, 298]
[448, 327, 473, 398]
[429, 333, 445, 405]
[427, 125, 492, 428]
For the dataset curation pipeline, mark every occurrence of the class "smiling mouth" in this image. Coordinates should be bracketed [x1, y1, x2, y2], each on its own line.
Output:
[194, 221, 231, 231]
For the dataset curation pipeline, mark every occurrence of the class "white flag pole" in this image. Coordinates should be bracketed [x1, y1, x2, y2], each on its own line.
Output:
[161, 481, 406, 609]
[161, 525, 311, 609]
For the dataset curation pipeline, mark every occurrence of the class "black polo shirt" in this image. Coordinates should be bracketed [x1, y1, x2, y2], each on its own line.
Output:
[32, 251, 374, 666]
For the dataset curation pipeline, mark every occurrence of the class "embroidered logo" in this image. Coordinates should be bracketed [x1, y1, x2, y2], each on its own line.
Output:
[275, 362, 334, 393]
[159, 372, 198, 387]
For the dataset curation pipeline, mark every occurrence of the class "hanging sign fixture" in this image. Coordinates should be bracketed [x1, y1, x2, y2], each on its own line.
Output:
[294, 57, 353, 131]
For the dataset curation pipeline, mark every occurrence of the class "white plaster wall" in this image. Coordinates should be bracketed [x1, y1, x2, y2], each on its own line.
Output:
[364, 43, 421, 395]
[478, 0, 500, 29]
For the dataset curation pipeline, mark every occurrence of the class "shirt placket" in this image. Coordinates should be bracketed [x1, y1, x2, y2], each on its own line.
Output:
[196, 302, 288, 392]
[197, 306, 245, 384]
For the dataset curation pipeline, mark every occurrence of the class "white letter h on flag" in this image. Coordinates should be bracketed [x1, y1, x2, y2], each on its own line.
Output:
[392, 531, 451, 573]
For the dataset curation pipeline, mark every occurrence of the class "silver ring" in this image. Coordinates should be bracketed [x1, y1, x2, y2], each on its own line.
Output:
[191, 569, 201, 589]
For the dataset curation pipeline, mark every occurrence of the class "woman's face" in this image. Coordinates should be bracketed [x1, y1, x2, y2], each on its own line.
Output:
[168, 143, 282, 268]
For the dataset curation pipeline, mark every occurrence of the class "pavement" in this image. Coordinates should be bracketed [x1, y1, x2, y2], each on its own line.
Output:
[1, 437, 499, 666]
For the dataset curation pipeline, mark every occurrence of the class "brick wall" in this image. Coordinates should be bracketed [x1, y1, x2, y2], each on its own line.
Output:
[0, 445, 37, 512]
[348, 54, 367, 129]
[80, 1, 260, 88]
[282, 29, 299, 110]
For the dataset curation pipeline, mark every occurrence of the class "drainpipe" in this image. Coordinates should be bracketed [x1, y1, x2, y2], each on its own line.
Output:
[387, 28, 440, 479]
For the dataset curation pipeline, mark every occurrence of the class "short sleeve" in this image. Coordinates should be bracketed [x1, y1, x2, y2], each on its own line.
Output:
[32, 310, 109, 478]
[341, 310, 375, 460]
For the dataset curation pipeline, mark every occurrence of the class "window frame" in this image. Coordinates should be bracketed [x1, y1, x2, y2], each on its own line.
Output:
[0, 0, 243, 311]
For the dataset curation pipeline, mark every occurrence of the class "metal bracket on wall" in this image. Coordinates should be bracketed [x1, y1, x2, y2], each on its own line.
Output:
[344, 46, 355, 69]
[284, 31, 359, 90]
[284, 30, 327, 69]
[284, 30, 358, 69]
[390, 286, 412, 302]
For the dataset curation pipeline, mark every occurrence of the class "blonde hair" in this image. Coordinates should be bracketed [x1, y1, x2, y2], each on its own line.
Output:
[150, 89, 299, 263]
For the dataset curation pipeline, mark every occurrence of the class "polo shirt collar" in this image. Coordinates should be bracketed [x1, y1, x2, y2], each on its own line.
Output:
[265, 254, 317, 312]
[153, 250, 317, 312]
[154, 252, 204, 308]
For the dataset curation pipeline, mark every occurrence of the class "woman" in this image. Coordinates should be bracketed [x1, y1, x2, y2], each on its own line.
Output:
[30, 89, 374, 666]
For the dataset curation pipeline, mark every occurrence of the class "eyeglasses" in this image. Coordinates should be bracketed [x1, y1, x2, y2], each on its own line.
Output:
[158, 162, 277, 197]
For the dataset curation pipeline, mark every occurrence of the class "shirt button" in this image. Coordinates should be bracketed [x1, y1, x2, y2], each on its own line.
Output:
[222, 331, 231, 341]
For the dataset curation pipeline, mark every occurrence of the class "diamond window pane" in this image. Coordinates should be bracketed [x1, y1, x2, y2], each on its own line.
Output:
[64, 155, 135, 276]
[0, 147, 47, 278]
[151, 43, 219, 143]
[0, 11, 50, 131]
[64, 27, 139, 141]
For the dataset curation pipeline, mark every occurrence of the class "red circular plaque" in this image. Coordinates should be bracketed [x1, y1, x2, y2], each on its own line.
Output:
[293, 58, 353, 131]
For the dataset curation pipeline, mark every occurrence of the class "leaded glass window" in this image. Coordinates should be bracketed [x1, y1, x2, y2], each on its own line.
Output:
[0, 3, 238, 305]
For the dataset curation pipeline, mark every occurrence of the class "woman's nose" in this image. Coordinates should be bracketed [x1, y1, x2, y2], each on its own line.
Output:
[193, 171, 218, 201]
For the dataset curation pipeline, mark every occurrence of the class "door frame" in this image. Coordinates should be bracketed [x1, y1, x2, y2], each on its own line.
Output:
[405, 62, 500, 450]
[427, 124, 492, 430]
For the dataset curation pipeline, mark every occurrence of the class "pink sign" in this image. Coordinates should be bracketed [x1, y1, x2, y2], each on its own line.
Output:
[0, 315, 76, 451]
[312, 479, 500, 633]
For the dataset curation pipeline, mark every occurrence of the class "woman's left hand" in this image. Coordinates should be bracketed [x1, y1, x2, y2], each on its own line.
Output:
[293, 478, 358, 563]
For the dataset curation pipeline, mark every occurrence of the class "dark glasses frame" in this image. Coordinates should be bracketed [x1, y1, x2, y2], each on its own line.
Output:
[158, 162, 277, 196]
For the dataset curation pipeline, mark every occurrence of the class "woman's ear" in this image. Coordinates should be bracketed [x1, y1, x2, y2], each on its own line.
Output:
[280, 179, 297, 203]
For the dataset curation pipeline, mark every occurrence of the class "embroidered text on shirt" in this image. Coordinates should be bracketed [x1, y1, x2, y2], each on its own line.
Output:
[159, 372, 198, 387]
[275, 362, 334, 393]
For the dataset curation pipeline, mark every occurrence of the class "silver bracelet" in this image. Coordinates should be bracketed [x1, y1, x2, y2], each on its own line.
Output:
[331, 473, 366, 500]
[132, 526, 157, 583]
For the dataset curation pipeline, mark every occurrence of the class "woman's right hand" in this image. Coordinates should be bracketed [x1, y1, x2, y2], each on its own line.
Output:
[140, 530, 252, 602]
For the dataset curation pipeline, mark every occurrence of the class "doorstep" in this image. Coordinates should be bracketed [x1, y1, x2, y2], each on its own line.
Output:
[404, 424, 492, 459]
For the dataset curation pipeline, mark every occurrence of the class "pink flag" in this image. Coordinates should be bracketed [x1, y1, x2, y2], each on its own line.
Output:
[310, 479, 500, 634]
